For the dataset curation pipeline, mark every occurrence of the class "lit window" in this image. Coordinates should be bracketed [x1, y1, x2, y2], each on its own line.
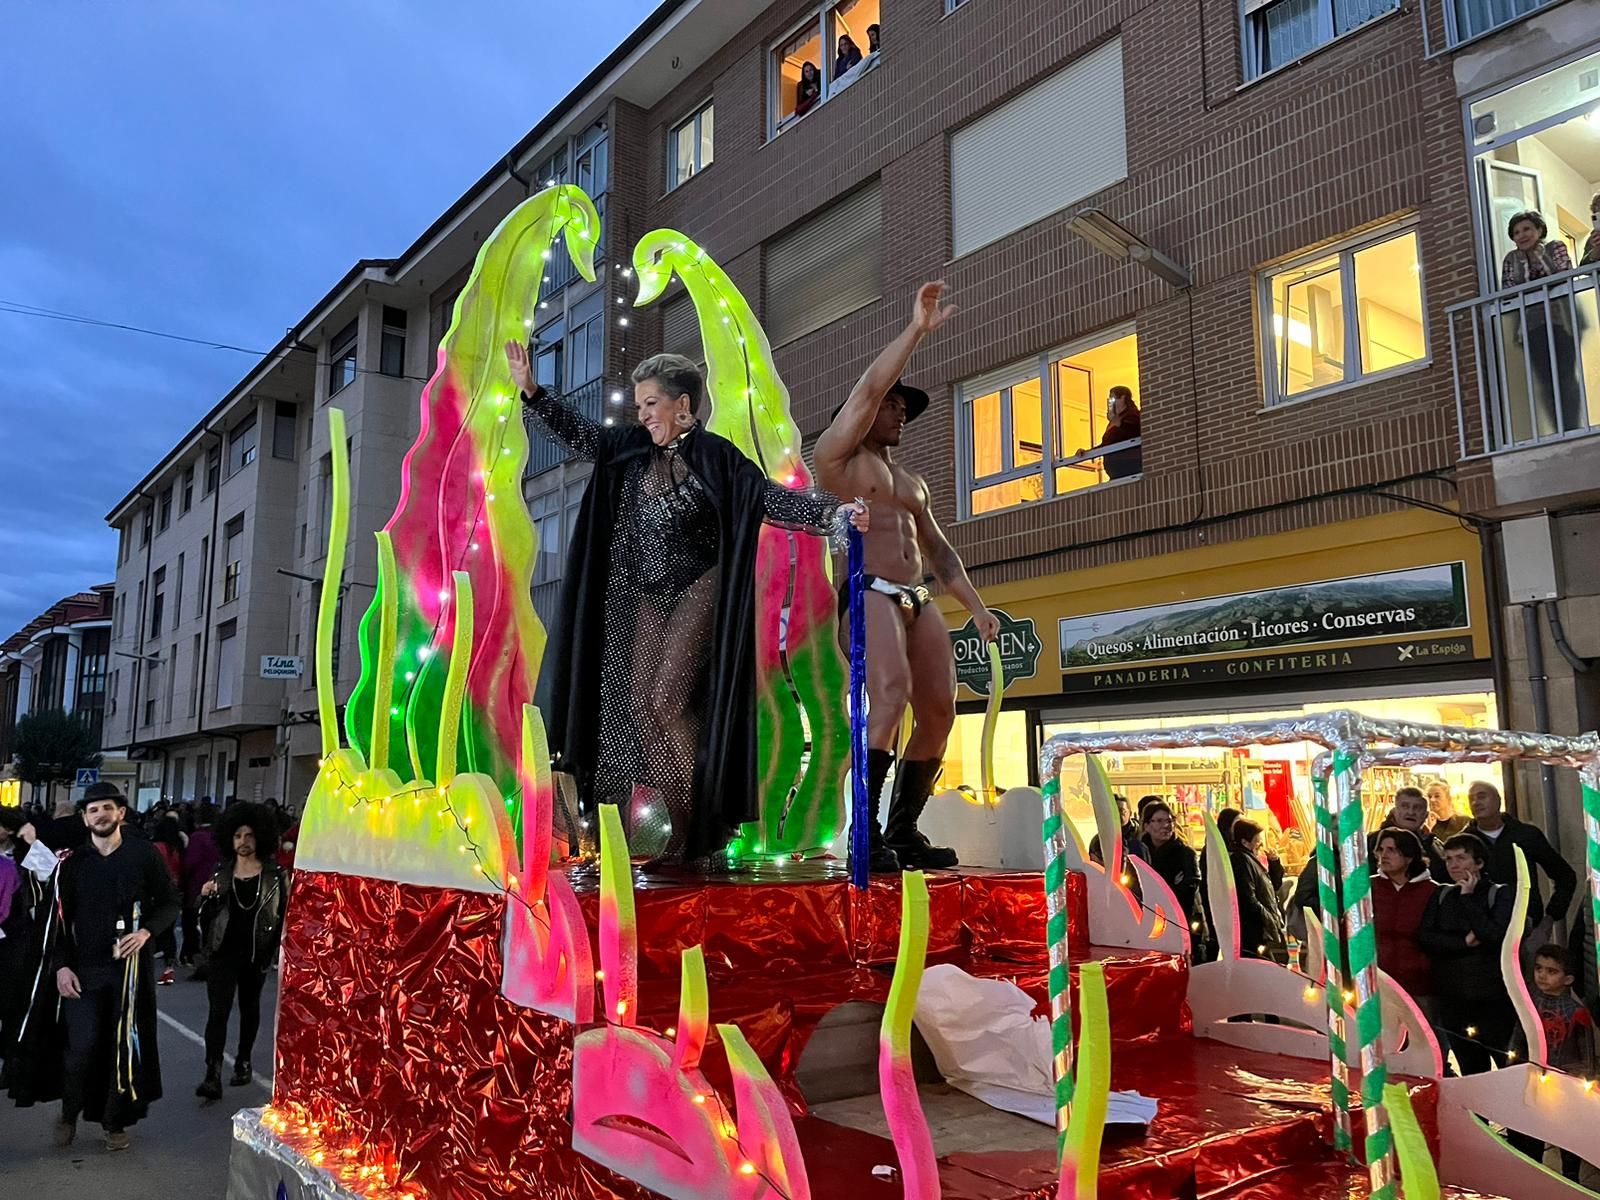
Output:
[961, 329, 1142, 518]
[1261, 224, 1426, 405]
[668, 100, 714, 191]
[1241, 0, 1400, 82]
[769, 0, 881, 135]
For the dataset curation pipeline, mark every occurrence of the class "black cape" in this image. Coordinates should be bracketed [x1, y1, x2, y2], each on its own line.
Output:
[539, 424, 772, 860]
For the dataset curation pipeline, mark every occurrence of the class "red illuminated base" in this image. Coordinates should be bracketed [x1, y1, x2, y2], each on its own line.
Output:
[269, 864, 1504, 1199]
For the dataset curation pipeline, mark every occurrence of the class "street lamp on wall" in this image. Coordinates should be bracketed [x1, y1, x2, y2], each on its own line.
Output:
[1067, 208, 1192, 290]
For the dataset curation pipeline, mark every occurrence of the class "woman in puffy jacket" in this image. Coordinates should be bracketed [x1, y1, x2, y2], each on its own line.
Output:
[194, 803, 288, 1099]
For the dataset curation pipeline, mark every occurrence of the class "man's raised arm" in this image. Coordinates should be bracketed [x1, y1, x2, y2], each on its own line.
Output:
[814, 280, 955, 478]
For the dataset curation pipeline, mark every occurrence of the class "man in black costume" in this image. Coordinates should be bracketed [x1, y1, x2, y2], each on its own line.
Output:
[511, 344, 866, 865]
[50, 782, 179, 1150]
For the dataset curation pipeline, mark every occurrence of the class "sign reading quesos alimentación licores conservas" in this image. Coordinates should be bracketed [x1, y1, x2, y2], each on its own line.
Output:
[1057, 562, 1472, 693]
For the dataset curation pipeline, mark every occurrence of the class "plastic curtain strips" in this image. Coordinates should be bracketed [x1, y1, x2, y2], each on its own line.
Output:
[848, 526, 869, 889]
[345, 185, 600, 835]
[631, 229, 851, 858]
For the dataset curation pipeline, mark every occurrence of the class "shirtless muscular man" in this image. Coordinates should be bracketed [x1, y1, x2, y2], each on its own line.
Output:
[816, 281, 998, 871]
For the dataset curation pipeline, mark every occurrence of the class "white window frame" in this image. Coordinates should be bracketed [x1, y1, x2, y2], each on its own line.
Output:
[767, 3, 881, 138]
[1257, 218, 1430, 408]
[956, 322, 1141, 520]
[668, 99, 714, 192]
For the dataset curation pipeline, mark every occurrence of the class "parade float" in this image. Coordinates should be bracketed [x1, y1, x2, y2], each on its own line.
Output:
[226, 184, 1600, 1199]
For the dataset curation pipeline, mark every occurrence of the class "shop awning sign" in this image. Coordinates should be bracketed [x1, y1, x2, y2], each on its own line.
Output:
[952, 608, 1041, 696]
[1058, 562, 1472, 690]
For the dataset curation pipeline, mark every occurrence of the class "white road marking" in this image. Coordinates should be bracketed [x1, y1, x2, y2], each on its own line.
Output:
[156, 1010, 274, 1092]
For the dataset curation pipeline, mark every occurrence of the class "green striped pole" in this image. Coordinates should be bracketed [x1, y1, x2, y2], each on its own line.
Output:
[1583, 769, 1599, 1020]
[1041, 773, 1076, 1159]
[1332, 746, 1395, 1198]
[1312, 760, 1354, 1158]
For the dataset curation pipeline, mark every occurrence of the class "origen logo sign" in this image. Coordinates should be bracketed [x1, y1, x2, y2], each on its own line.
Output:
[950, 609, 1041, 696]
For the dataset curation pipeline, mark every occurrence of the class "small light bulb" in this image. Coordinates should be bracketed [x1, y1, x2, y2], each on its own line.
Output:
[665, 1026, 677, 1038]
[1466, 1026, 1478, 1038]
[594, 969, 605, 981]
[693, 1093, 706, 1105]
[615, 1000, 627, 1017]
[739, 1163, 756, 1176]
[618, 317, 629, 327]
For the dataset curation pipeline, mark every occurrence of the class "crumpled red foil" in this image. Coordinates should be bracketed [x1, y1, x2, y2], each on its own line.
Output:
[277, 872, 654, 1200]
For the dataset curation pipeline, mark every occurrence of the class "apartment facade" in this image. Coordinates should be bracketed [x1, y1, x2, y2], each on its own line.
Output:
[104, 0, 1600, 864]
[0, 584, 130, 805]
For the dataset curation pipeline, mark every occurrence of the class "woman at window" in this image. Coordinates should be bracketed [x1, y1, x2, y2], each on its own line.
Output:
[1501, 210, 1584, 436]
[835, 34, 863, 79]
[510, 345, 867, 867]
[794, 61, 822, 117]
[1581, 193, 1600, 266]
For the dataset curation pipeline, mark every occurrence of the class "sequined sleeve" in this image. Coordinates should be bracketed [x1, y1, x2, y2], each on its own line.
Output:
[759, 478, 840, 533]
[521, 387, 601, 461]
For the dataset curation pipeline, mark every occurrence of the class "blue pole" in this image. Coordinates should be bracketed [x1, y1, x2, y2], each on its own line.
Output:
[847, 526, 869, 889]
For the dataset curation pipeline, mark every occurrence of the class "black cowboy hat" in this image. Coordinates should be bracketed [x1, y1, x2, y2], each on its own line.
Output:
[832, 380, 929, 424]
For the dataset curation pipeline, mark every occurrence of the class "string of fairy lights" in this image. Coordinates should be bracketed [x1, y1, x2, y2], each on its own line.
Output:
[309, 211, 805, 1199]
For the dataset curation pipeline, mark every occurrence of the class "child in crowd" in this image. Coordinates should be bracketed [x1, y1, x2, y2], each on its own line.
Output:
[1509, 944, 1596, 1181]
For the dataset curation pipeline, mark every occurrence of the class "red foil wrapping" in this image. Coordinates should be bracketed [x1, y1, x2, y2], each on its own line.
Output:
[275, 865, 1210, 1200]
[277, 872, 653, 1200]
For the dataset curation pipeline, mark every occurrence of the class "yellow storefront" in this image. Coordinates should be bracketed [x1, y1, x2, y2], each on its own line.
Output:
[938, 510, 1501, 872]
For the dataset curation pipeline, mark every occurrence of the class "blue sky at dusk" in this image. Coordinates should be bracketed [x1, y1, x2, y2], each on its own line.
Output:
[0, 0, 658, 635]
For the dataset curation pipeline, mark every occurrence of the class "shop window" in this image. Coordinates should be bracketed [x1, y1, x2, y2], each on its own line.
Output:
[769, 0, 881, 135]
[1261, 223, 1426, 405]
[1040, 689, 1499, 868]
[961, 328, 1142, 518]
[1241, 0, 1399, 82]
[668, 100, 714, 191]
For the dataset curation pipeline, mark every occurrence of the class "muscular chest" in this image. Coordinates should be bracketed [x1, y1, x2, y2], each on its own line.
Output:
[855, 457, 921, 515]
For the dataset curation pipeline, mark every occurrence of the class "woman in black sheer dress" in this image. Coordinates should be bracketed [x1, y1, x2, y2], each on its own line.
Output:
[509, 345, 866, 866]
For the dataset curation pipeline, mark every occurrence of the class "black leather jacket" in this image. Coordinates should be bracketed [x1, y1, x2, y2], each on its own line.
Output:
[201, 859, 289, 966]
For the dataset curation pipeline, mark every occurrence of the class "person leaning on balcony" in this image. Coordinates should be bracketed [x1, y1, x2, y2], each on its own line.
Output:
[1501, 209, 1583, 434]
[1077, 386, 1142, 480]
[1580, 193, 1600, 266]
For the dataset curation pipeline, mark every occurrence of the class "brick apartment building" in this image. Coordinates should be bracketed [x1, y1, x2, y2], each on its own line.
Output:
[107, 0, 1600, 876]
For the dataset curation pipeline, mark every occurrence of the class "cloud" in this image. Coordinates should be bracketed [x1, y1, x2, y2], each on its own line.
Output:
[0, 0, 658, 636]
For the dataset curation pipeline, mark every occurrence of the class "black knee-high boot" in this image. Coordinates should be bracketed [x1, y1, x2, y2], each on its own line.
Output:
[885, 758, 958, 869]
[852, 749, 900, 872]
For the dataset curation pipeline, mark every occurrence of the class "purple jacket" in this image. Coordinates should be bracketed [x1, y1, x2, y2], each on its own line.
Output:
[182, 828, 222, 904]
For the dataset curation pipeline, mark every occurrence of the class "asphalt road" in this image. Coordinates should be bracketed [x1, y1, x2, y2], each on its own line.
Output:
[0, 965, 278, 1198]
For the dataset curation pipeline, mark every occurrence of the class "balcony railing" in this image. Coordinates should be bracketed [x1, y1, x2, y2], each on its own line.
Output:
[1447, 261, 1600, 458]
[524, 377, 604, 479]
[1423, 0, 1562, 54]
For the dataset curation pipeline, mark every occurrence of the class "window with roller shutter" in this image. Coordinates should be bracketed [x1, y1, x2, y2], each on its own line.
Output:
[763, 181, 882, 348]
[950, 38, 1127, 258]
[660, 292, 704, 364]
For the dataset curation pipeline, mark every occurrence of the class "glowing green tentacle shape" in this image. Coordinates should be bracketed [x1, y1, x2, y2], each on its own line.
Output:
[344, 185, 599, 843]
[632, 229, 850, 856]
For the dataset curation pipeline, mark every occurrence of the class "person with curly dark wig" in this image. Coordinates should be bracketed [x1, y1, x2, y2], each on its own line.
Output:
[194, 803, 288, 1099]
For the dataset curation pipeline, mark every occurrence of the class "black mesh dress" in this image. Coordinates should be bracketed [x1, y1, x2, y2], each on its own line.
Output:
[525, 388, 840, 863]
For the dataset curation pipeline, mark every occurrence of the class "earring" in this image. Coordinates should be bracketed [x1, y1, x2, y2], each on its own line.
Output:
[675, 411, 694, 428]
